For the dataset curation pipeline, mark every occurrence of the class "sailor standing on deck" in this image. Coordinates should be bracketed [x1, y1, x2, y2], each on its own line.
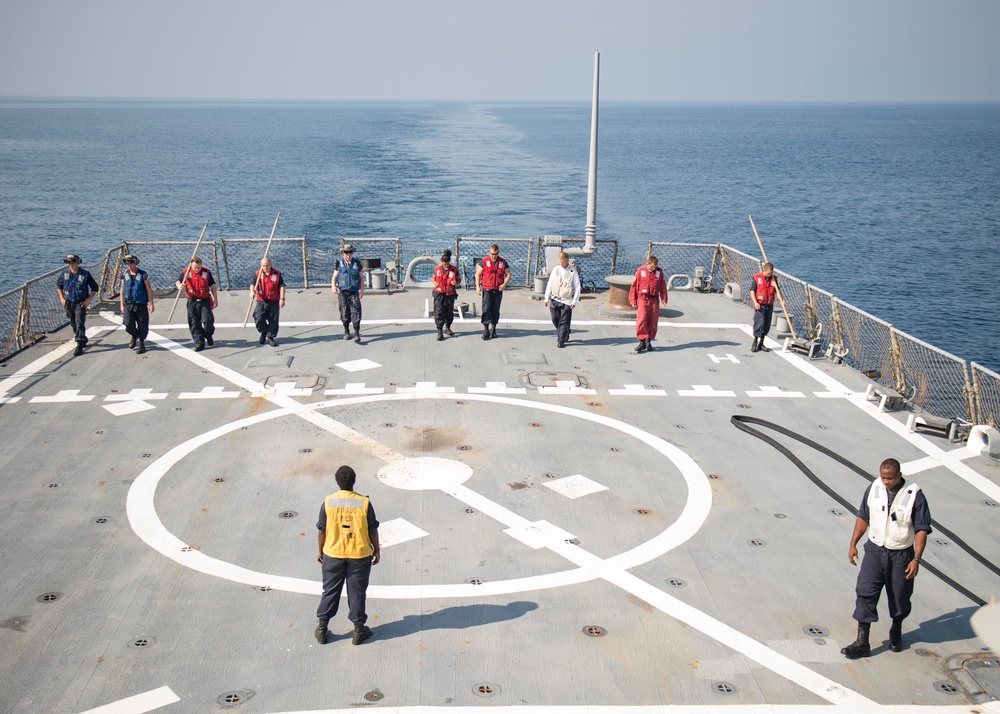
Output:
[750, 262, 780, 352]
[543, 251, 581, 348]
[841, 458, 931, 659]
[432, 249, 459, 341]
[332, 244, 364, 344]
[56, 253, 99, 357]
[475, 244, 510, 340]
[175, 256, 218, 352]
[120, 254, 154, 355]
[251, 257, 285, 347]
[315, 465, 380, 646]
[628, 255, 668, 353]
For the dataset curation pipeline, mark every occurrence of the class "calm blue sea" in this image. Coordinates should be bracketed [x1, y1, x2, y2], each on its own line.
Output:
[0, 100, 998, 369]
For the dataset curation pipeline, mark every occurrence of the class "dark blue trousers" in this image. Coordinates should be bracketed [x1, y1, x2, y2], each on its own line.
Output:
[337, 291, 362, 328]
[433, 292, 455, 329]
[481, 289, 503, 327]
[549, 301, 573, 344]
[253, 300, 280, 338]
[752, 304, 773, 338]
[186, 298, 214, 346]
[316, 554, 372, 628]
[853, 540, 915, 623]
[65, 301, 89, 344]
[123, 303, 150, 340]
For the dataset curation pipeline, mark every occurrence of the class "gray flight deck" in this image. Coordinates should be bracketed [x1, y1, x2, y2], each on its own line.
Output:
[1, 282, 998, 714]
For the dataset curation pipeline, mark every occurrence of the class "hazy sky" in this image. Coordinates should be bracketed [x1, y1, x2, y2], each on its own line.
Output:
[2, 0, 998, 102]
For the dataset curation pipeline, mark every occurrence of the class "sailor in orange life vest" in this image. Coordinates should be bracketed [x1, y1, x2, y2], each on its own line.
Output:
[315, 465, 380, 646]
[628, 255, 668, 353]
[841, 458, 931, 659]
[432, 249, 460, 341]
[750, 262, 780, 352]
[250, 257, 285, 347]
[543, 251, 582, 348]
[175, 256, 218, 352]
[475, 243, 511, 340]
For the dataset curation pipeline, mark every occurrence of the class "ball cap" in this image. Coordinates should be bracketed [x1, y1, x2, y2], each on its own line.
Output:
[63, 253, 81, 264]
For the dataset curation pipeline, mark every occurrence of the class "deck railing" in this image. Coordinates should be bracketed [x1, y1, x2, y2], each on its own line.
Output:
[2, 238, 998, 429]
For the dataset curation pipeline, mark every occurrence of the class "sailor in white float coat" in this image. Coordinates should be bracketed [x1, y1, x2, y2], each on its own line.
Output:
[842, 457, 932, 659]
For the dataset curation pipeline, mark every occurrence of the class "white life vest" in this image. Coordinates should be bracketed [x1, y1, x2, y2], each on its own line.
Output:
[867, 481, 921, 549]
[554, 267, 576, 300]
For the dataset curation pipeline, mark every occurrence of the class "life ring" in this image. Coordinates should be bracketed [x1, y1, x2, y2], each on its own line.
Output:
[404, 255, 437, 289]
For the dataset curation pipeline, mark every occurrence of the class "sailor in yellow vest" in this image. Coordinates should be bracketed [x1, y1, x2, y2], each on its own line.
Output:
[842, 458, 931, 658]
[315, 465, 381, 645]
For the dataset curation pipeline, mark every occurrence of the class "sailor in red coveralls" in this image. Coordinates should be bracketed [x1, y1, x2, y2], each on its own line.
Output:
[628, 255, 668, 353]
[175, 256, 218, 351]
[750, 262, 779, 352]
[432, 249, 460, 341]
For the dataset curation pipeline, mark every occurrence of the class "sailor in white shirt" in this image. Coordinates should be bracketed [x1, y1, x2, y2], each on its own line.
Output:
[543, 251, 582, 348]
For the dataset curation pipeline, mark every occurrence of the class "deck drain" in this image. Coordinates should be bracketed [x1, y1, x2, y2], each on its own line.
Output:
[587, 402, 602, 407]
[634, 509, 651, 515]
[543, 472, 556, 478]
[299, 448, 312, 453]
[364, 690, 384, 702]
[803, 625, 829, 637]
[564, 538, 580, 545]
[279, 511, 298, 519]
[829, 509, 844, 516]
[457, 445, 472, 451]
[455, 400, 465, 405]
[932, 681, 959, 695]
[128, 636, 156, 649]
[774, 513, 787, 519]
[703, 408, 713, 413]
[140, 453, 151, 458]
[45, 483, 62, 489]
[666, 578, 686, 587]
[91, 517, 110, 524]
[464, 508, 476, 514]
[934, 538, 950, 546]
[122, 479, 133, 484]
[473, 683, 501, 697]
[217, 689, 253, 706]
[36, 592, 62, 603]
[737, 403, 751, 409]
[915, 648, 937, 657]
[609, 447, 621, 452]
[257, 585, 272, 592]
[712, 682, 737, 695]
[181, 545, 197, 552]
[984, 500, 998, 507]
[213, 477, 226, 483]
[747, 539, 766, 547]
[173, 407, 183, 411]
[582, 625, 607, 637]
[94, 430, 104, 435]
[674, 424, 685, 429]
[530, 422, 543, 428]
[382, 422, 395, 427]
[464, 578, 484, 585]
[708, 474, 720, 480]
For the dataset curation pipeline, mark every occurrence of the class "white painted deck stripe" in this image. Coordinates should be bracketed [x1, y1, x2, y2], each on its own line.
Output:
[75, 685, 179, 714]
[0, 325, 113, 398]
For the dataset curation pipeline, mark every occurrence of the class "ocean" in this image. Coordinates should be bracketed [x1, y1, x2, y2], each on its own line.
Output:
[0, 100, 997, 370]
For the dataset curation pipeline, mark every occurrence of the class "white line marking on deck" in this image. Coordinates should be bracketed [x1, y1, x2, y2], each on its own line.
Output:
[395, 382, 455, 394]
[178, 386, 241, 399]
[503, 520, 577, 549]
[709, 353, 741, 363]
[676, 385, 737, 397]
[467, 381, 527, 394]
[543, 474, 608, 499]
[324, 383, 385, 395]
[746, 386, 805, 398]
[29, 389, 96, 403]
[0, 396, 20, 403]
[538, 380, 597, 395]
[0, 325, 113, 400]
[608, 384, 668, 396]
[272, 382, 313, 396]
[266, 706, 995, 714]
[335, 358, 381, 372]
[103, 401, 156, 416]
[104, 388, 168, 401]
[376, 518, 428, 547]
[75, 685, 179, 714]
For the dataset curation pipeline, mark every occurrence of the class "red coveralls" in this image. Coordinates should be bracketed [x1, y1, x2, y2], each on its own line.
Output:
[629, 266, 668, 340]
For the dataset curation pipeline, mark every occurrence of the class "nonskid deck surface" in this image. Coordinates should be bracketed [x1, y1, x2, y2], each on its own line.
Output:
[0, 287, 998, 713]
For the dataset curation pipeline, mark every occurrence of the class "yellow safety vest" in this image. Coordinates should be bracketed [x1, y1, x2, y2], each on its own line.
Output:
[321, 490, 374, 559]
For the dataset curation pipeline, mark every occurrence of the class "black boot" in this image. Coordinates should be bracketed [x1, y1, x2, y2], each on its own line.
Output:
[353, 326, 361, 344]
[137, 339, 146, 355]
[73, 343, 84, 356]
[889, 619, 903, 652]
[841, 622, 871, 659]
[483, 325, 490, 340]
[759, 338, 771, 352]
[352, 624, 373, 645]
[645, 338, 654, 352]
[436, 328, 444, 341]
[636, 340, 647, 353]
[343, 325, 351, 341]
[129, 335, 137, 349]
[490, 324, 497, 338]
[314, 619, 328, 644]
[751, 338, 760, 353]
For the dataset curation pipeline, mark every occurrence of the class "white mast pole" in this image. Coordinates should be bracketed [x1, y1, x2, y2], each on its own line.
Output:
[583, 50, 599, 253]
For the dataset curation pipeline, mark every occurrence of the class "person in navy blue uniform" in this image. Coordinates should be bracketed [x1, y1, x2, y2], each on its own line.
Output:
[56, 253, 99, 356]
[315, 465, 380, 646]
[119, 254, 155, 354]
[331, 243, 364, 343]
[842, 458, 931, 658]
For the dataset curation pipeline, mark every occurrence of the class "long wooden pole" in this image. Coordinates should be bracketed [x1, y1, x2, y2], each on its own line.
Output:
[243, 213, 281, 329]
[168, 221, 209, 322]
[748, 215, 797, 340]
